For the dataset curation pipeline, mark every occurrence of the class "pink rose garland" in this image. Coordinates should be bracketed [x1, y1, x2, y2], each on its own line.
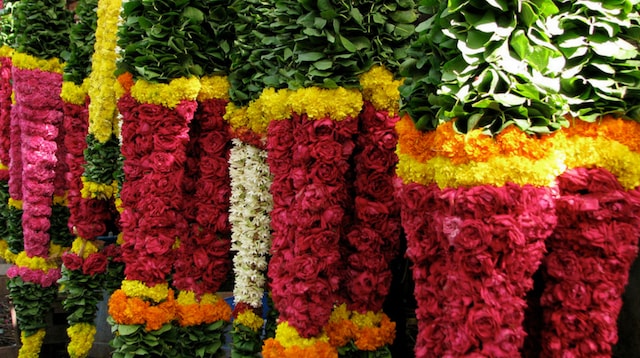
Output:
[118, 93, 195, 284]
[13, 66, 63, 259]
[0, 56, 11, 180]
[539, 167, 640, 357]
[173, 98, 232, 295]
[344, 101, 401, 313]
[267, 113, 358, 337]
[398, 182, 557, 357]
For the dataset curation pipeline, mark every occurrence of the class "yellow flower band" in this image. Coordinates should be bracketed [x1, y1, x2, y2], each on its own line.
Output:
[131, 77, 201, 108]
[53, 194, 68, 206]
[275, 321, 330, 348]
[359, 66, 402, 115]
[198, 75, 230, 101]
[8, 198, 22, 210]
[18, 329, 46, 358]
[67, 323, 97, 358]
[397, 115, 640, 189]
[0, 163, 7, 170]
[235, 310, 264, 332]
[71, 237, 100, 259]
[14, 252, 59, 272]
[81, 177, 119, 200]
[0, 240, 16, 263]
[0, 45, 14, 58]
[61, 80, 89, 105]
[225, 86, 363, 135]
[121, 280, 170, 303]
[12, 52, 64, 74]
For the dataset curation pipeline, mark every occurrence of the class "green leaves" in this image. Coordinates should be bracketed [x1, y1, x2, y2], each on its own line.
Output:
[7, 278, 58, 336]
[229, 0, 418, 105]
[12, 0, 72, 59]
[117, 0, 237, 82]
[400, 0, 639, 135]
[174, 321, 229, 358]
[63, 0, 98, 85]
[110, 319, 180, 358]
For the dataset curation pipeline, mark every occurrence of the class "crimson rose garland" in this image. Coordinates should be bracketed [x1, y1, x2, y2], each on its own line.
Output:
[539, 168, 640, 357]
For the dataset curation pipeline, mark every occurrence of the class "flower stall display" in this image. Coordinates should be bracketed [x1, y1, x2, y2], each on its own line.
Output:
[5, 1, 73, 357]
[0, 42, 13, 260]
[397, 1, 640, 357]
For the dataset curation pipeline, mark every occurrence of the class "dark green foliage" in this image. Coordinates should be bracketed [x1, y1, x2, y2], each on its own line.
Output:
[12, 0, 72, 59]
[63, 0, 99, 85]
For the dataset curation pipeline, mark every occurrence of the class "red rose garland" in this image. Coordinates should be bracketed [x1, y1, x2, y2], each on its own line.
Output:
[540, 167, 640, 357]
[173, 97, 232, 295]
[345, 101, 401, 313]
[398, 182, 557, 357]
[118, 92, 195, 285]
[267, 113, 358, 338]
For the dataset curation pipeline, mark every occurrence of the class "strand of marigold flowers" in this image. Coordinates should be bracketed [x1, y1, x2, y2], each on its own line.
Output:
[58, 1, 121, 357]
[172, 75, 233, 357]
[538, 167, 640, 357]
[262, 86, 362, 358]
[6, 1, 72, 356]
[332, 66, 402, 356]
[228, 136, 273, 357]
[0, 44, 13, 261]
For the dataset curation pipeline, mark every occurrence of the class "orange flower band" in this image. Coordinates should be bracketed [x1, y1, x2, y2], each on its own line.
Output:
[108, 289, 176, 331]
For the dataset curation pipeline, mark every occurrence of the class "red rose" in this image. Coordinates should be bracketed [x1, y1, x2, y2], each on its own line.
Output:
[482, 328, 525, 357]
[310, 161, 344, 185]
[549, 310, 593, 341]
[136, 102, 165, 123]
[308, 139, 347, 163]
[445, 325, 476, 354]
[82, 253, 108, 276]
[454, 219, 490, 250]
[266, 119, 294, 155]
[198, 157, 228, 179]
[456, 250, 497, 276]
[355, 171, 395, 203]
[62, 252, 83, 271]
[356, 145, 395, 173]
[144, 151, 183, 173]
[545, 250, 583, 280]
[466, 304, 502, 340]
[291, 254, 325, 281]
[198, 130, 229, 156]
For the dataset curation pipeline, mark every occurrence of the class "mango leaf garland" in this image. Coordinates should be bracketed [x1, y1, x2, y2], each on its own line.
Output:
[229, 0, 418, 105]
[64, 0, 98, 85]
[12, 0, 72, 59]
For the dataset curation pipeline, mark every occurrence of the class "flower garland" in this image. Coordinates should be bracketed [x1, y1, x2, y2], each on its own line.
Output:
[262, 321, 337, 358]
[112, 74, 199, 355]
[82, 0, 122, 201]
[396, 112, 640, 356]
[229, 137, 273, 356]
[266, 94, 360, 343]
[396, 115, 640, 189]
[172, 76, 233, 356]
[0, 45, 13, 261]
[325, 304, 396, 354]
[539, 167, 640, 357]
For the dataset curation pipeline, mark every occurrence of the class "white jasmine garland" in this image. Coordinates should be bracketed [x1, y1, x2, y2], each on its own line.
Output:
[229, 139, 273, 308]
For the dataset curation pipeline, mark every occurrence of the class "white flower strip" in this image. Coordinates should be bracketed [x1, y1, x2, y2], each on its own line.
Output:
[229, 139, 273, 307]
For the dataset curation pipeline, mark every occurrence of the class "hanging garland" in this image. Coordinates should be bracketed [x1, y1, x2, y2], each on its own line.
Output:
[6, 1, 72, 357]
[228, 137, 273, 356]
[0, 44, 13, 261]
[396, 114, 640, 357]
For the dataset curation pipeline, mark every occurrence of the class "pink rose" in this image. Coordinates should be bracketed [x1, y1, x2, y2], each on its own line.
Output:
[82, 253, 108, 275]
[445, 325, 476, 354]
[545, 250, 583, 280]
[455, 250, 497, 276]
[458, 185, 516, 219]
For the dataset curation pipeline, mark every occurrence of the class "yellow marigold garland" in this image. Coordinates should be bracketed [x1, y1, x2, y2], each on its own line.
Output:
[88, 0, 122, 143]
[8, 198, 22, 210]
[18, 329, 46, 358]
[120, 280, 170, 303]
[0, 240, 16, 263]
[67, 323, 97, 358]
[396, 115, 640, 189]
[197, 75, 230, 101]
[11, 52, 64, 73]
[359, 66, 402, 115]
[0, 45, 14, 58]
[14, 252, 58, 272]
[325, 304, 396, 351]
[225, 86, 363, 135]
[80, 177, 119, 200]
[70, 237, 100, 259]
[130, 77, 201, 108]
[235, 310, 264, 332]
[61, 79, 90, 106]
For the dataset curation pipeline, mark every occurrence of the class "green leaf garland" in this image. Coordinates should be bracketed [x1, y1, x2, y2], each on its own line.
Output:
[63, 0, 98, 85]
[12, 0, 72, 59]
